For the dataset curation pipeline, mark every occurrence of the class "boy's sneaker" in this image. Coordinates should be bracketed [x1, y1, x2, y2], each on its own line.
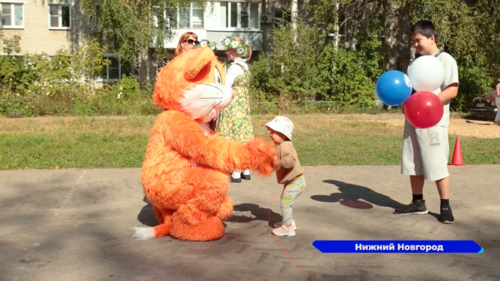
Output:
[393, 199, 428, 215]
[272, 224, 296, 237]
[273, 220, 297, 230]
[439, 205, 455, 224]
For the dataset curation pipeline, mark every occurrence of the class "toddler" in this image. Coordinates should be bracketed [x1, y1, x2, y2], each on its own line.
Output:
[265, 116, 305, 237]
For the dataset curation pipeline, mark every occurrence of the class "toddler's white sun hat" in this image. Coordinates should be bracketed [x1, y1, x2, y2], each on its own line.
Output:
[265, 116, 294, 141]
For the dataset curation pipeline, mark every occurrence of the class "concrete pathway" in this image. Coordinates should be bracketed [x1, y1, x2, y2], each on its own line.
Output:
[1, 165, 499, 280]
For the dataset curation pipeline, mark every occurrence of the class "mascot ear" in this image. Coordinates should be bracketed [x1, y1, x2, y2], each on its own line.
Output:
[184, 47, 214, 81]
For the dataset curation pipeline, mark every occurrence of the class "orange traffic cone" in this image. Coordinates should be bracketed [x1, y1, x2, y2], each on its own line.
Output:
[449, 137, 466, 166]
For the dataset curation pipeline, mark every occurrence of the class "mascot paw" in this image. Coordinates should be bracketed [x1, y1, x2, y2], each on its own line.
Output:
[132, 226, 155, 240]
[245, 138, 276, 176]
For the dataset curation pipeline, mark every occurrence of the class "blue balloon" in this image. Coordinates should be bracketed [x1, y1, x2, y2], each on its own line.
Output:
[376, 70, 412, 106]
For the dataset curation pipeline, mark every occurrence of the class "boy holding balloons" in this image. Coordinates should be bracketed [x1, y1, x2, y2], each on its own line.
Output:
[393, 20, 459, 224]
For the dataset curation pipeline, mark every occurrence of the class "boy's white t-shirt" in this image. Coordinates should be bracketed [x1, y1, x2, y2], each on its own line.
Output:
[407, 51, 459, 127]
[225, 58, 249, 88]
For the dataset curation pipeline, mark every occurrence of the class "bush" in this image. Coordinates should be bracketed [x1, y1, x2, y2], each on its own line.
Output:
[250, 21, 331, 105]
[328, 47, 382, 108]
[453, 65, 492, 112]
[250, 20, 383, 112]
[0, 32, 158, 117]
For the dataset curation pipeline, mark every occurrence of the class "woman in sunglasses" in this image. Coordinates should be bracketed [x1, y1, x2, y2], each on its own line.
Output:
[175, 32, 199, 56]
[216, 36, 254, 183]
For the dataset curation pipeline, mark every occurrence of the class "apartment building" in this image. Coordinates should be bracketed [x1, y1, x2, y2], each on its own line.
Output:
[1, 0, 288, 83]
[0, 0, 116, 81]
[0, 0, 90, 54]
[151, 0, 270, 79]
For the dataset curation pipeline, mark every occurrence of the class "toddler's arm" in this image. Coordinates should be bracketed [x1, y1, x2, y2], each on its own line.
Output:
[275, 151, 296, 169]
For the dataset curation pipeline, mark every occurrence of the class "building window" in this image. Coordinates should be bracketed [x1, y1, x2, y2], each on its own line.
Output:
[153, 3, 203, 29]
[219, 2, 260, 29]
[1, 3, 24, 28]
[99, 55, 130, 81]
[179, 6, 190, 28]
[49, 5, 71, 29]
[273, 10, 291, 27]
[177, 2, 203, 28]
[339, 22, 347, 37]
[105, 56, 120, 80]
[337, 14, 350, 37]
[92, 5, 100, 30]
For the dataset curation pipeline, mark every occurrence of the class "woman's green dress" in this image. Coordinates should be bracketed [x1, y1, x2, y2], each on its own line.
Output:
[215, 63, 254, 143]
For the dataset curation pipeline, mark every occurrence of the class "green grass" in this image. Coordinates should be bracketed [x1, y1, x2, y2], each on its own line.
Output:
[1, 115, 499, 170]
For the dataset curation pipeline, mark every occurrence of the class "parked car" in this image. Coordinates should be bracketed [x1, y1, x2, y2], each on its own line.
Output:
[469, 90, 498, 121]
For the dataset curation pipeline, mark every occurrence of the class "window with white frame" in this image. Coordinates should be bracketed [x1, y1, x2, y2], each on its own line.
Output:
[1, 3, 24, 28]
[153, 3, 203, 29]
[49, 4, 71, 29]
[99, 55, 131, 81]
[151, 7, 174, 28]
[177, 2, 203, 28]
[219, 2, 260, 29]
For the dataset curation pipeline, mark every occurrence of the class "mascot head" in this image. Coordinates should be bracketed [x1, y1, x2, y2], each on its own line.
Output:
[153, 47, 234, 123]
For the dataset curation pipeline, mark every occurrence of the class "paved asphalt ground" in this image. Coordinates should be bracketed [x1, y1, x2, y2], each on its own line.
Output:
[1, 165, 499, 281]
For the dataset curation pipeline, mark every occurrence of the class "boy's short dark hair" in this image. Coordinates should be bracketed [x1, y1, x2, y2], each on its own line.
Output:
[411, 20, 438, 42]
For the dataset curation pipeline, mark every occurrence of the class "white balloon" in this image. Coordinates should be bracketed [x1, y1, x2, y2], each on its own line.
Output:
[407, 55, 445, 92]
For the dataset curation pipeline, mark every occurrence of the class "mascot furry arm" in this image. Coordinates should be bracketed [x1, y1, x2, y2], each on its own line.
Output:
[133, 47, 276, 241]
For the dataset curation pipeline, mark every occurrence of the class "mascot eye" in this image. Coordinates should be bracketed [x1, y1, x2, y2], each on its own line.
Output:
[214, 67, 222, 85]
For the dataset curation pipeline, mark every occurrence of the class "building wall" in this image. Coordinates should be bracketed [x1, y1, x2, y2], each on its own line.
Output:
[152, 1, 264, 52]
[0, 0, 91, 55]
[148, 1, 266, 82]
[1, 0, 268, 84]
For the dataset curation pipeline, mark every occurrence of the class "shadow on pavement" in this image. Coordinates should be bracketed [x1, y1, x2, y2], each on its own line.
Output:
[137, 202, 159, 227]
[229, 203, 281, 227]
[137, 200, 282, 228]
[311, 180, 406, 210]
[136, 196, 159, 226]
[2, 171, 500, 280]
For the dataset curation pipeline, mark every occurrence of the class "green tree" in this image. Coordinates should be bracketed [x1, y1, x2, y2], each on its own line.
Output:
[81, 0, 203, 66]
[309, 0, 500, 110]
[409, 0, 498, 110]
[467, 0, 500, 79]
[250, 19, 382, 107]
[0, 32, 23, 91]
[251, 21, 332, 103]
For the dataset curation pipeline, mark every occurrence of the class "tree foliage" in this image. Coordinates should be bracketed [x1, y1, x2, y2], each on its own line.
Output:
[0, 32, 120, 117]
[81, 0, 201, 65]
[250, 21, 331, 103]
[407, 0, 500, 110]
[253, 0, 500, 111]
[2, 0, 499, 114]
[250, 19, 383, 107]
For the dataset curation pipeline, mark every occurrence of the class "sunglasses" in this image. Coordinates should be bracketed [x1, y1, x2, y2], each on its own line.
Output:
[183, 39, 199, 45]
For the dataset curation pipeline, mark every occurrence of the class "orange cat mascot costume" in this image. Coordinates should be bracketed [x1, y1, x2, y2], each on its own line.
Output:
[132, 47, 276, 241]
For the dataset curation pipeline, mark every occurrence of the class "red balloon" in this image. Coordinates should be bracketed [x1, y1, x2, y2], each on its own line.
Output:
[404, 91, 444, 129]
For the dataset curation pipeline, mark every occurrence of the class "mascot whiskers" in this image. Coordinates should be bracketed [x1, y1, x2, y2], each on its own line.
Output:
[133, 47, 276, 241]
